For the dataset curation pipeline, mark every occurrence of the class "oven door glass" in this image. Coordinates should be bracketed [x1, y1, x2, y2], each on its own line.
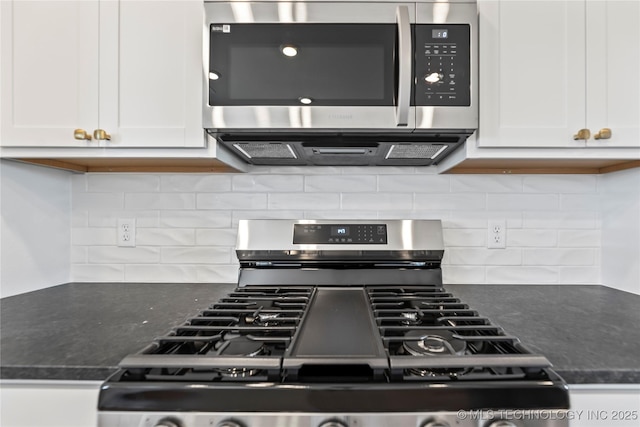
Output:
[208, 24, 396, 106]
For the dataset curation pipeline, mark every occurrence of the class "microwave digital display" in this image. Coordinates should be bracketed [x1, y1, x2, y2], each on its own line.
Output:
[432, 29, 448, 39]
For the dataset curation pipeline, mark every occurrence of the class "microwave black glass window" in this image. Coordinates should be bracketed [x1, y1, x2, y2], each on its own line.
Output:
[209, 24, 396, 106]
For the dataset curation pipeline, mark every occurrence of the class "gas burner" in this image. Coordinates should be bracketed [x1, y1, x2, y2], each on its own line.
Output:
[244, 312, 281, 326]
[215, 334, 268, 357]
[402, 329, 466, 357]
[400, 311, 420, 325]
[213, 335, 268, 377]
[400, 329, 469, 378]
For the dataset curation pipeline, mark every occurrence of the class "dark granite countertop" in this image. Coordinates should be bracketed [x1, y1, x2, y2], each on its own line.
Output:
[1, 282, 638, 384]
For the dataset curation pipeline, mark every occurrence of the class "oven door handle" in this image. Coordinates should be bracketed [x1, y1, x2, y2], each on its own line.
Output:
[395, 5, 411, 127]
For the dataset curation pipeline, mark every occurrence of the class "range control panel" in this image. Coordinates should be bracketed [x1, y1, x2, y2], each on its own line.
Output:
[293, 224, 388, 244]
[414, 24, 471, 106]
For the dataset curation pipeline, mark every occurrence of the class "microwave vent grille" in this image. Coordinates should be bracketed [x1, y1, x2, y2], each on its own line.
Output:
[386, 144, 448, 160]
[233, 143, 297, 159]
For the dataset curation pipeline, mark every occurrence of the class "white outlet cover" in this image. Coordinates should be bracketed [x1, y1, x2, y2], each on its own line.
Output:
[117, 218, 136, 247]
[487, 219, 506, 249]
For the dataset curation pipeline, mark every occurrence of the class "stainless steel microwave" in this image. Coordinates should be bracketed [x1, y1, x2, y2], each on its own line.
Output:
[203, 1, 478, 166]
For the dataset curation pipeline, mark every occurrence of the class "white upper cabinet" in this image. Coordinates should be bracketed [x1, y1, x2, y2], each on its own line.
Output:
[1, 0, 205, 149]
[585, 0, 640, 148]
[1, 1, 100, 147]
[478, 0, 640, 149]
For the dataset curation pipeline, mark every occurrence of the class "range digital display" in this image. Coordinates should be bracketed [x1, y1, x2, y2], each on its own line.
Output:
[331, 226, 350, 237]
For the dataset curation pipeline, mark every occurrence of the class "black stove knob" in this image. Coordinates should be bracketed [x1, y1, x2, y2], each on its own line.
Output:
[486, 421, 518, 427]
[422, 421, 450, 427]
[218, 421, 245, 427]
[154, 419, 181, 427]
[318, 420, 348, 427]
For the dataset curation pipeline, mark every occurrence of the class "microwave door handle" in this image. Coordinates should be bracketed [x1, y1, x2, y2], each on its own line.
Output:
[395, 5, 411, 127]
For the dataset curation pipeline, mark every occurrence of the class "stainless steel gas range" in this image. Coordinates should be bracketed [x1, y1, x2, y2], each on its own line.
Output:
[98, 220, 569, 427]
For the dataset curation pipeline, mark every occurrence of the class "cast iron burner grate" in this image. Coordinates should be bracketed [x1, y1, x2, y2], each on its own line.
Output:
[367, 286, 553, 381]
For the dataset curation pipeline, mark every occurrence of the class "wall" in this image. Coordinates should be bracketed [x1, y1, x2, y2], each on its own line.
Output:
[600, 167, 640, 295]
[0, 160, 71, 297]
[70, 167, 603, 285]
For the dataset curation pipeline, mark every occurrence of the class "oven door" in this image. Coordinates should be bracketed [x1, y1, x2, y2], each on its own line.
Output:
[203, 2, 415, 131]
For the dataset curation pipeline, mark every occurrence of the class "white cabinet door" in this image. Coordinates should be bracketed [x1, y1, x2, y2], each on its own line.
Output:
[569, 385, 640, 427]
[0, 380, 100, 427]
[98, 0, 205, 148]
[585, 0, 640, 148]
[1, 0, 205, 150]
[478, 0, 587, 148]
[0, 0, 100, 148]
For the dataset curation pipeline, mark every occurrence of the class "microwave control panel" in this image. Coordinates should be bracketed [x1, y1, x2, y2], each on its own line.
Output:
[414, 24, 471, 106]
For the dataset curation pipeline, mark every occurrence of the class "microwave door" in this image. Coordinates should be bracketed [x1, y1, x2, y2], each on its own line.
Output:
[204, 2, 416, 131]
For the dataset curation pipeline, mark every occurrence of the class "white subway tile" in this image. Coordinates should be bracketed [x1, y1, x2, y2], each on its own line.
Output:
[304, 211, 378, 220]
[523, 212, 597, 229]
[305, 175, 376, 193]
[73, 193, 124, 211]
[524, 175, 597, 193]
[88, 174, 160, 192]
[196, 229, 237, 246]
[160, 174, 232, 192]
[342, 193, 412, 210]
[559, 267, 601, 284]
[72, 228, 116, 245]
[197, 193, 268, 210]
[342, 166, 419, 175]
[233, 175, 303, 192]
[136, 229, 196, 246]
[125, 193, 196, 210]
[445, 212, 522, 229]
[451, 175, 522, 193]
[265, 166, 342, 175]
[89, 210, 159, 228]
[124, 265, 200, 283]
[507, 229, 557, 247]
[232, 210, 305, 224]
[523, 248, 595, 266]
[197, 265, 241, 283]
[486, 266, 558, 284]
[558, 230, 600, 247]
[379, 175, 450, 193]
[269, 193, 340, 210]
[443, 229, 486, 247]
[89, 247, 160, 264]
[415, 194, 486, 211]
[161, 247, 231, 264]
[560, 194, 601, 211]
[445, 248, 522, 265]
[443, 266, 486, 284]
[72, 264, 125, 282]
[160, 210, 231, 228]
[486, 194, 558, 211]
[384, 211, 451, 220]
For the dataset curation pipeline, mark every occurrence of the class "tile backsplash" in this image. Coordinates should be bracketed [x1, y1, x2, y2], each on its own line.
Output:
[71, 167, 605, 285]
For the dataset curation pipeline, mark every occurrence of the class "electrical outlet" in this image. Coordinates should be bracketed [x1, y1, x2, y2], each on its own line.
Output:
[117, 218, 136, 247]
[487, 219, 506, 249]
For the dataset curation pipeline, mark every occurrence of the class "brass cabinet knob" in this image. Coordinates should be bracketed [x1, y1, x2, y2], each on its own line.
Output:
[73, 129, 92, 141]
[594, 128, 612, 140]
[93, 129, 111, 141]
[573, 128, 591, 140]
